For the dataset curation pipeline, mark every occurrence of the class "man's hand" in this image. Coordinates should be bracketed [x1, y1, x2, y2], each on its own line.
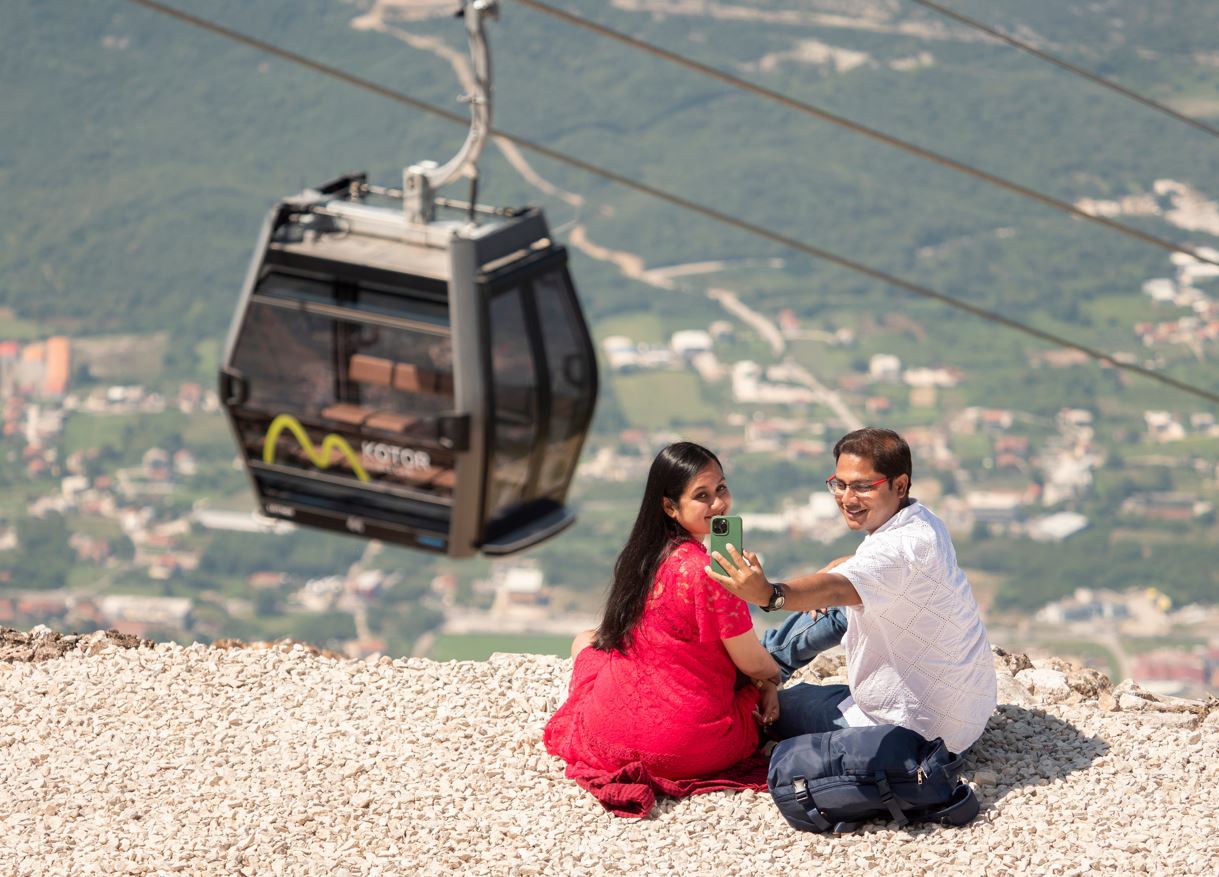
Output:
[705, 543, 771, 606]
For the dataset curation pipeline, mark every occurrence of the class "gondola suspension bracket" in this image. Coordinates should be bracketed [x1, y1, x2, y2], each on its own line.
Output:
[404, 0, 499, 226]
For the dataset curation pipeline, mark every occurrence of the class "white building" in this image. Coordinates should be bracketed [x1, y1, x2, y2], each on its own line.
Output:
[1027, 512, 1089, 542]
[731, 361, 817, 404]
[1142, 278, 1177, 304]
[1041, 452, 1098, 506]
[23, 404, 64, 445]
[490, 564, 550, 618]
[1058, 408, 1094, 429]
[869, 354, 901, 382]
[903, 367, 960, 388]
[1144, 410, 1186, 443]
[602, 336, 638, 372]
[60, 475, 89, 501]
[670, 330, 713, 357]
[298, 576, 345, 612]
[965, 490, 1023, 524]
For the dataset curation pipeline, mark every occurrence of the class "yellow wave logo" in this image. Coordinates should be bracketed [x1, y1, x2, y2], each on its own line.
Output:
[263, 414, 370, 482]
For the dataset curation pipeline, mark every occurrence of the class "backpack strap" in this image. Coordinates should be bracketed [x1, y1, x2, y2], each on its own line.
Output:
[914, 782, 980, 827]
[795, 772, 918, 834]
[791, 776, 833, 832]
[873, 772, 910, 828]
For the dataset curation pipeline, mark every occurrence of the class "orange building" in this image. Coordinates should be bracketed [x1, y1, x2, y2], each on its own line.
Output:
[43, 336, 70, 395]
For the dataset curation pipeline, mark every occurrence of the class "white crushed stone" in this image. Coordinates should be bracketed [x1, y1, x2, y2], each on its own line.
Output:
[1, 635, 1217, 876]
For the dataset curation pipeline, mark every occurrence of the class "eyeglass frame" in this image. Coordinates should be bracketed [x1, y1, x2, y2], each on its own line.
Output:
[825, 475, 890, 496]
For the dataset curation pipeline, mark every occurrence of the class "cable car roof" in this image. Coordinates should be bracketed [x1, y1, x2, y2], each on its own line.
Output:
[269, 186, 558, 283]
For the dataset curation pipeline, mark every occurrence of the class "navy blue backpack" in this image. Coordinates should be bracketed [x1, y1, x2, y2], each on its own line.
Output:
[768, 724, 980, 833]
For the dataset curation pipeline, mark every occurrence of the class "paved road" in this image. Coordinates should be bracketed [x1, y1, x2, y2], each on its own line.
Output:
[782, 360, 865, 431]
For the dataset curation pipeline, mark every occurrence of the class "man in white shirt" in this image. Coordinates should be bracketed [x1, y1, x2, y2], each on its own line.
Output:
[708, 427, 996, 754]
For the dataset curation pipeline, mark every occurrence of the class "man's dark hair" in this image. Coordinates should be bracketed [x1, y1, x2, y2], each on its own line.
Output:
[833, 427, 912, 486]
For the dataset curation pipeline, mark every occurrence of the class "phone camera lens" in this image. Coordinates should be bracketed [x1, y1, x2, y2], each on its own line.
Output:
[712, 519, 727, 535]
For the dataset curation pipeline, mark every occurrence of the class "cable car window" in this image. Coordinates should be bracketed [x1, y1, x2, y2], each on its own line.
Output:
[532, 269, 595, 498]
[257, 269, 449, 324]
[356, 281, 449, 326]
[233, 303, 336, 421]
[257, 272, 335, 308]
[486, 285, 540, 518]
[229, 300, 457, 498]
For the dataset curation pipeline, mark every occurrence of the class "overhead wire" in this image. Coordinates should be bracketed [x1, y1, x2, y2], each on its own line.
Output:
[512, 0, 1219, 271]
[121, 0, 1219, 407]
[908, 0, 1219, 143]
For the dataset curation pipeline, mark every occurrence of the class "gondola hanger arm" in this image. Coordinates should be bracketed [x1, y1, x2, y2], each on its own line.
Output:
[404, 0, 498, 225]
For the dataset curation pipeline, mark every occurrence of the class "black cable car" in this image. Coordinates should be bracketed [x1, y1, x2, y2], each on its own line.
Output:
[217, 2, 597, 556]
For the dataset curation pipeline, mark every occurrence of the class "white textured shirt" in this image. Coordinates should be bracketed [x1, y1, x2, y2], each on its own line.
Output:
[833, 500, 997, 753]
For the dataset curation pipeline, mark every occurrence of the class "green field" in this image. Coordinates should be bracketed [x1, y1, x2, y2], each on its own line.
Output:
[0, 309, 46, 340]
[427, 633, 573, 662]
[1123, 635, 1208, 655]
[596, 312, 667, 344]
[61, 411, 183, 458]
[610, 371, 714, 428]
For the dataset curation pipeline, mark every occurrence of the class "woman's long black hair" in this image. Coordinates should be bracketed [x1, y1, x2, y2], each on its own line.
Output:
[593, 442, 722, 653]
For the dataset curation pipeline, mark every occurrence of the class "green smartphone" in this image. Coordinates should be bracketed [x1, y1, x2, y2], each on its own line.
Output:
[709, 515, 743, 577]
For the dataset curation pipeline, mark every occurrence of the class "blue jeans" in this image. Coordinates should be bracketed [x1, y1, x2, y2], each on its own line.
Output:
[761, 607, 848, 682]
[771, 682, 851, 741]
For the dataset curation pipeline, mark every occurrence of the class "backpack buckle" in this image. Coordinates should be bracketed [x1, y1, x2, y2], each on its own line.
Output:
[791, 776, 833, 832]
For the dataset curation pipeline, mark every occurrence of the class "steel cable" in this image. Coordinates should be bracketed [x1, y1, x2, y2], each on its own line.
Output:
[909, 0, 1219, 142]
[122, 0, 1219, 407]
[513, 0, 1219, 271]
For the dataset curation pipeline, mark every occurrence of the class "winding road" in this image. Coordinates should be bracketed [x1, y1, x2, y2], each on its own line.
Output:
[351, 2, 864, 430]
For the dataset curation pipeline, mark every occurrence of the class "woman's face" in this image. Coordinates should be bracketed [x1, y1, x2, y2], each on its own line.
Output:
[663, 462, 730, 537]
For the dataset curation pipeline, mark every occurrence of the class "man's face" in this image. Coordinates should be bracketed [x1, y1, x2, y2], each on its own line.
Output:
[831, 452, 908, 534]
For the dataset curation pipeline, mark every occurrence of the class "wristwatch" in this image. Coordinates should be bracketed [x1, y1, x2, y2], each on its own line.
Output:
[762, 581, 786, 612]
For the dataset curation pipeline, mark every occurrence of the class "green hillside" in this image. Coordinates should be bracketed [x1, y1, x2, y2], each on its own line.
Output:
[4, 0, 1219, 359]
[3, 0, 1219, 635]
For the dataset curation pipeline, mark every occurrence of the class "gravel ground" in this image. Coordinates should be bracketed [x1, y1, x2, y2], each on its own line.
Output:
[1, 628, 1217, 876]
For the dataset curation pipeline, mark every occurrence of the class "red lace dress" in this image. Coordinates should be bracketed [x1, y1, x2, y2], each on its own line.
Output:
[543, 540, 767, 817]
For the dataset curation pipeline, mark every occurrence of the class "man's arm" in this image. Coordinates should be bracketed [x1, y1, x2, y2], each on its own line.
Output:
[706, 544, 862, 612]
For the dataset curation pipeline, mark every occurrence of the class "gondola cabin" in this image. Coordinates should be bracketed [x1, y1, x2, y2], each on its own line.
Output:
[219, 174, 597, 556]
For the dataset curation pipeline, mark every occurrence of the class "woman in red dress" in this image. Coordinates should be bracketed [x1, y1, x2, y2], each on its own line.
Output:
[544, 442, 782, 816]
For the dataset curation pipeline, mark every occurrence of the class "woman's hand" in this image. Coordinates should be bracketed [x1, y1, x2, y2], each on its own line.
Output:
[818, 555, 852, 574]
[752, 680, 780, 727]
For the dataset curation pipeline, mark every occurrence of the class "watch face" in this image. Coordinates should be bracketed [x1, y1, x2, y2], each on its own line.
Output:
[769, 584, 784, 611]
